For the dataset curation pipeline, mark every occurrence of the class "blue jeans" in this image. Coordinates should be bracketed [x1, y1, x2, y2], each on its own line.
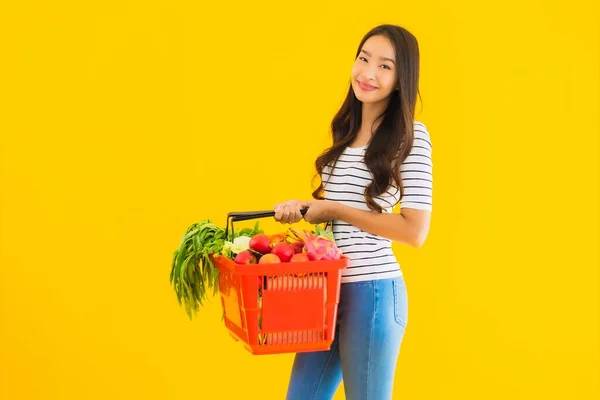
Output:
[286, 276, 409, 400]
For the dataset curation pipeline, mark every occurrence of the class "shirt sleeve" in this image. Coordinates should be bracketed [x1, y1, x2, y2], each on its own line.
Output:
[400, 122, 433, 211]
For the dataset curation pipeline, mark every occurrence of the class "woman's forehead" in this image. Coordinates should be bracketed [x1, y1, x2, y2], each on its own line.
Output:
[361, 36, 395, 61]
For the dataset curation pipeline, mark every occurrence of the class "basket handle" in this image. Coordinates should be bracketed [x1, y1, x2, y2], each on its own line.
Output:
[225, 209, 308, 241]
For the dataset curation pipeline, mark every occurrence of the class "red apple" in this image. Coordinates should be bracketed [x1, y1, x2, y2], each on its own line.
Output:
[290, 241, 304, 254]
[271, 242, 295, 262]
[234, 250, 257, 264]
[258, 253, 281, 264]
[249, 234, 271, 254]
[290, 253, 310, 262]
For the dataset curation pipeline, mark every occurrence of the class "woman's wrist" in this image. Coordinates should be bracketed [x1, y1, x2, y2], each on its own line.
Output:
[328, 200, 344, 220]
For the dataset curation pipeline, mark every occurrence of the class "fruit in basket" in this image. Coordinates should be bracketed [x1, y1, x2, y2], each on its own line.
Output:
[269, 233, 287, 248]
[290, 240, 304, 254]
[249, 234, 271, 254]
[290, 253, 310, 262]
[271, 242, 295, 262]
[234, 250, 257, 264]
[290, 227, 342, 261]
[259, 253, 281, 264]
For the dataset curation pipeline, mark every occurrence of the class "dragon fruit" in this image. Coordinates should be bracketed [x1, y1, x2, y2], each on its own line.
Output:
[288, 226, 342, 261]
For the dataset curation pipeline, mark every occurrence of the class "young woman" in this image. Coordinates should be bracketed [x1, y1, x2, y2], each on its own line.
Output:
[274, 24, 433, 400]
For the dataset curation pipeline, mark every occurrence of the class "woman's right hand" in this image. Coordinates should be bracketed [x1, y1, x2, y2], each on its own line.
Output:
[273, 200, 304, 224]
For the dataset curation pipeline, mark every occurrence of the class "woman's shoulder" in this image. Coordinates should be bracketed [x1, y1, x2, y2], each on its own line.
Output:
[413, 120, 432, 148]
[413, 120, 430, 135]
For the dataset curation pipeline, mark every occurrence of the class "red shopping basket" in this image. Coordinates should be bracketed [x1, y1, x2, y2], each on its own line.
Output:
[212, 210, 349, 355]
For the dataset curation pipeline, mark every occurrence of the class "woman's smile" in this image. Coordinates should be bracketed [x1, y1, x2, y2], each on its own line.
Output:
[357, 80, 378, 91]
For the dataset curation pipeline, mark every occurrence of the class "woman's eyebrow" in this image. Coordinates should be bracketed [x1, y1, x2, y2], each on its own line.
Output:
[361, 49, 396, 65]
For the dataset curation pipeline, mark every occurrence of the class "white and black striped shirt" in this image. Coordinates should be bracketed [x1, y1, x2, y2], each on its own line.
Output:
[323, 121, 433, 283]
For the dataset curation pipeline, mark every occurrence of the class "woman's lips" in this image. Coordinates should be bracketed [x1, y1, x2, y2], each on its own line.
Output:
[358, 81, 378, 91]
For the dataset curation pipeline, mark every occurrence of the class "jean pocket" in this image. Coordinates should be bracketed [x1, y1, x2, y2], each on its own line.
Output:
[392, 279, 408, 328]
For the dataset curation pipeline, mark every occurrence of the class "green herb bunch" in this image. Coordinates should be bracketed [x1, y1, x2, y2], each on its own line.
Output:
[169, 220, 263, 320]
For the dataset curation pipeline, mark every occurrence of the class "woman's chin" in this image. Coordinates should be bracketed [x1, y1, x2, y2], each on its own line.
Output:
[354, 92, 380, 104]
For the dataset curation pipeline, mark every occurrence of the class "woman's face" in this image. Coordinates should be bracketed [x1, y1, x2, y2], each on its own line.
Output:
[351, 35, 398, 104]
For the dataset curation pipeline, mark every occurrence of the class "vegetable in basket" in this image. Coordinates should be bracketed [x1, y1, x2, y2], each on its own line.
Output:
[170, 218, 343, 320]
[169, 220, 263, 320]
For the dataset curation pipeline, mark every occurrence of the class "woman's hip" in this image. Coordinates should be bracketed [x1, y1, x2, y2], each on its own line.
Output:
[337, 275, 408, 332]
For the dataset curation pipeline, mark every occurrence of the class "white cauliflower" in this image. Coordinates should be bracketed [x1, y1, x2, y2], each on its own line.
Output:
[222, 235, 252, 255]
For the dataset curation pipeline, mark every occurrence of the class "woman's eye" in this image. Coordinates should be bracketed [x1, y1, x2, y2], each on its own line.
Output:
[358, 57, 391, 70]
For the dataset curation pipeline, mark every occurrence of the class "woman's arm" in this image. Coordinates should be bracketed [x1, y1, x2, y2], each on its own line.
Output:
[331, 202, 431, 247]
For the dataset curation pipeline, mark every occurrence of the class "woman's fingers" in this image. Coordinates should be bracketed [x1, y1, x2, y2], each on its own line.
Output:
[281, 205, 291, 223]
[273, 202, 287, 221]
[274, 200, 303, 224]
[285, 205, 304, 224]
[274, 207, 283, 222]
[292, 206, 299, 223]
[274, 205, 291, 224]
[293, 205, 303, 223]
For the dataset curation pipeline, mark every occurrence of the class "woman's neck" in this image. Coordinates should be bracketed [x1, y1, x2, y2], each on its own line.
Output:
[358, 99, 390, 138]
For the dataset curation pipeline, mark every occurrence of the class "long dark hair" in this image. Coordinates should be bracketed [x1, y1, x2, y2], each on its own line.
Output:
[311, 24, 422, 213]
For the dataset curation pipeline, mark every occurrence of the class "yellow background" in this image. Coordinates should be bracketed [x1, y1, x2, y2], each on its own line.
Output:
[1, 1, 598, 399]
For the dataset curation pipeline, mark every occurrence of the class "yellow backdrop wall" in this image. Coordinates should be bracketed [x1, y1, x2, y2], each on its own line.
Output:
[1, 1, 598, 399]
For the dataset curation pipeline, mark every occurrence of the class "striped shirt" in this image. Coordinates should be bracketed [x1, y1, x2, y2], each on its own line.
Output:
[322, 121, 433, 283]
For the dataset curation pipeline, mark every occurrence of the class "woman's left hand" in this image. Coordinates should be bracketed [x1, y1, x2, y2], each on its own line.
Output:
[300, 200, 339, 224]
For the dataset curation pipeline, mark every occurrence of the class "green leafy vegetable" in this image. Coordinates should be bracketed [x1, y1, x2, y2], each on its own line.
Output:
[169, 219, 263, 320]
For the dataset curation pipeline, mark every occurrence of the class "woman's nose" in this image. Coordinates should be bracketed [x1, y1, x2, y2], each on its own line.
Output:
[365, 69, 377, 80]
